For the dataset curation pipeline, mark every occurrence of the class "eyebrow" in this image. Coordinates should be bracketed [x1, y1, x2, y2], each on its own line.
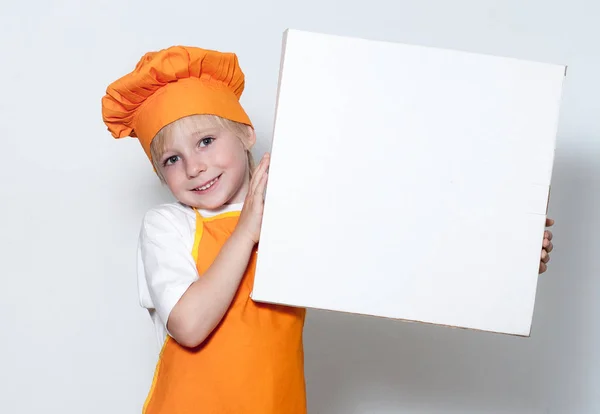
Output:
[158, 127, 221, 161]
[189, 128, 219, 139]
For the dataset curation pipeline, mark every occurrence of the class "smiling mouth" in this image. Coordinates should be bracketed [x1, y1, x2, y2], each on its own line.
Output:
[193, 174, 221, 192]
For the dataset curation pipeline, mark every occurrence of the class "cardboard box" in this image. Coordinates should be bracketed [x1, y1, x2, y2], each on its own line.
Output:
[251, 29, 566, 336]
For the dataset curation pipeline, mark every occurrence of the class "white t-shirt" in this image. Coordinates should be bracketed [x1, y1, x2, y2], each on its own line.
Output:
[137, 201, 244, 348]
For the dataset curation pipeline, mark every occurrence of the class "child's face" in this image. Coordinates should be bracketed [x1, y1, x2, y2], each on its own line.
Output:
[156, 117, 253, 210]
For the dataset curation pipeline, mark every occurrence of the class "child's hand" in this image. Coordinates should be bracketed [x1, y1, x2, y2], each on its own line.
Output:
[539, 217, 554, 274]
[235, 153, 270, 244]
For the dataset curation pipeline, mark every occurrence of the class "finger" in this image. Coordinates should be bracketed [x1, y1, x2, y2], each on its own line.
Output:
[250, 153, 268, 183]
[255, 171, 269, 203]
[541, 247, 551, 262]
[546, 241, 553, 253]
[541, 251, 550, 263]
[545, 230, 553, 241]
[546, 218, 555, 227]
[251, 153, 270, 194]
[247, 164, 260, 193]
[539, 262, 547, 274]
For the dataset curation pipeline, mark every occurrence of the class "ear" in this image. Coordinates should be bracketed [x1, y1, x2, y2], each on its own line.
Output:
[242, 125, 256, 149]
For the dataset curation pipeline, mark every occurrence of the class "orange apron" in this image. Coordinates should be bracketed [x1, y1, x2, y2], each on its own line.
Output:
[143, 210, 307, 414]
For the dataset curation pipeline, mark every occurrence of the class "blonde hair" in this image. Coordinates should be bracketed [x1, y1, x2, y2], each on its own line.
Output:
[150, 114, 255, 183]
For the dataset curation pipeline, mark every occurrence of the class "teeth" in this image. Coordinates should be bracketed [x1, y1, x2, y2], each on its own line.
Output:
[197, 177, 218, 191]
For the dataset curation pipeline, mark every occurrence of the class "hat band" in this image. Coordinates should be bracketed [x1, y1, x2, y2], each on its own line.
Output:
[134, 78, 252, 161]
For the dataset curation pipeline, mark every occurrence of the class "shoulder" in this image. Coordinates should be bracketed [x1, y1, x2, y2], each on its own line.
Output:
[136, 202, 200, 325]
[140, 202, 197, 241]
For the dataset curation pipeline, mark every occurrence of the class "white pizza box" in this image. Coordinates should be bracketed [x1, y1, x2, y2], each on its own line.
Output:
[251, 29, 566, 336]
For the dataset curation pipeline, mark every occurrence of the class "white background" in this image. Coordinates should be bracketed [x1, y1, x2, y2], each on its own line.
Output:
[0, 0, 597, 413]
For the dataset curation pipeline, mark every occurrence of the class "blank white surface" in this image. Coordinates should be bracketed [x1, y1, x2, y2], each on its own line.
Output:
[252, 29, 565, 336]
[1, 0, 599, 413]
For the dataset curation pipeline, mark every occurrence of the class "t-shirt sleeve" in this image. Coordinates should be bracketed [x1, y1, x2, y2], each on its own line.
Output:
[137, 206, 198, 328]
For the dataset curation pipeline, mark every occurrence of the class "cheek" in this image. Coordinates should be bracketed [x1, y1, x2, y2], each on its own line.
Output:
[233, 149, 247, 167]
[232, 151, 249, 174]
[162, 166, 185, 189]
[217, 142, 247, 170]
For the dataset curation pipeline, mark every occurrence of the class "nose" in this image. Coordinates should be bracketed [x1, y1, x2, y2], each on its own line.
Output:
[186, 157, 207, 178]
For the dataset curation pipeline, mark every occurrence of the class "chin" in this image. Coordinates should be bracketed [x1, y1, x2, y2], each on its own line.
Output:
[181, 192, 230, 211]
[199, 200, 227, 210]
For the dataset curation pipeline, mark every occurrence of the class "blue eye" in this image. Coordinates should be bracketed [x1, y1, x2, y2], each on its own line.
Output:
[199, 137, 214, 147]
[163, 155, 179, 166]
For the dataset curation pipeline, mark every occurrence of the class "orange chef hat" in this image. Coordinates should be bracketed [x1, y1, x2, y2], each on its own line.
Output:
[101, 45, 253, 161]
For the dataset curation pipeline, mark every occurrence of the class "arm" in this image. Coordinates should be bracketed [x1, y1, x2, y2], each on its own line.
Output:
[166, 153, 271, 348]
[166, 230, 254, 347]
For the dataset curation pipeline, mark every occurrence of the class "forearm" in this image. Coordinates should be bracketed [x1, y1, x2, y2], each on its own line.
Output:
[167, 230, 255, 347]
